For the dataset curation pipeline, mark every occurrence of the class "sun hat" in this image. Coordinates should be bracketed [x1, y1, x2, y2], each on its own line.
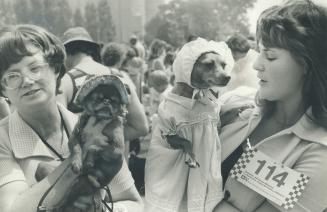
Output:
[62, 27, 99, 48]
[74, 74, 129, 107]
[173, 37, 234, 87]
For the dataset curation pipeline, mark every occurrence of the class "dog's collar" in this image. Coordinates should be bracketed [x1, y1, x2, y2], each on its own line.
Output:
[190, 88, 219, 108]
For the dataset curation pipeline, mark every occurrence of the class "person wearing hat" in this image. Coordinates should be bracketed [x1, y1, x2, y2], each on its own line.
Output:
[57, 27, 149, 142]
[57, 26, 108, 112]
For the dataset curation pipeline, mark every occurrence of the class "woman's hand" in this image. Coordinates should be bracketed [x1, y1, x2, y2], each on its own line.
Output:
[35, 162, 57, 182]
[220, 104, 254, 127]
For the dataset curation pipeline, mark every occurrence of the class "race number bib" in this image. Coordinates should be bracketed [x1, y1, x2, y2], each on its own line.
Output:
[229, 148, 310, 210]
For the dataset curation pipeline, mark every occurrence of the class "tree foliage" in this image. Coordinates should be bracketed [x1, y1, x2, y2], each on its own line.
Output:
[0, 0, 16, 26]
[11, 0, 73, 35]
[84, 1, 116, 43]
[84, 2, 99, 41]
[145, 0, 256, 47]
[97, 0, 116, 43]
[0, 0, 116, 42]
[73, 8, 85, 28]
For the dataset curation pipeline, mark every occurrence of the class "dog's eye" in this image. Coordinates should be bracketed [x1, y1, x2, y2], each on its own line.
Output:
[205, 61, 215, 69]
[221, 62, 226, 69]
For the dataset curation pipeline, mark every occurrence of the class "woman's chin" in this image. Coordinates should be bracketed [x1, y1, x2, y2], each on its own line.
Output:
[258, 90, 277, 102]
[258, 89, 268, 99]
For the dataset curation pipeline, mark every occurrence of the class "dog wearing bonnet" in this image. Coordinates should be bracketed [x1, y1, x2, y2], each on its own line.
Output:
[145, 38, 234, 212]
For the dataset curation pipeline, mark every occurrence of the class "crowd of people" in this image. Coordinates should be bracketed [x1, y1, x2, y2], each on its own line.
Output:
[1, 0, 327, 211]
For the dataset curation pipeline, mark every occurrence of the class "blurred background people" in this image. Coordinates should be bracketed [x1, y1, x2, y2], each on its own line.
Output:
[57, 26, 108, 112]
[129, 34, 146, 60]
[147, 39, 167, 71]
[225, 33, 259, 93]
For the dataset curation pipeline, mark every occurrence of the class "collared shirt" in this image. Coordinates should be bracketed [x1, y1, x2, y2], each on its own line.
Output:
[220, 105, 327, 212]
[0, 104, 134, 194]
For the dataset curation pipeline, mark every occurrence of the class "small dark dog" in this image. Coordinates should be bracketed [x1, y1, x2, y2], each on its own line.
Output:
[68, 75, 128, 180]
[167, 52, 231, 168]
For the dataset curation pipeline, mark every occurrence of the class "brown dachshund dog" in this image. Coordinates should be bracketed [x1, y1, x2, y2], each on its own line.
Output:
[168, 52, 231, 168]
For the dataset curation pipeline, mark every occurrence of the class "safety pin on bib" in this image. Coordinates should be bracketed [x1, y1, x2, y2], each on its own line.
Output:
[246, 138, 253, 150]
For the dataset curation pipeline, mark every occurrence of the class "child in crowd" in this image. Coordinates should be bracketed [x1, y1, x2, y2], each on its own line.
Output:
[129, 70, 172, 196]
[147, 70, 173, 116]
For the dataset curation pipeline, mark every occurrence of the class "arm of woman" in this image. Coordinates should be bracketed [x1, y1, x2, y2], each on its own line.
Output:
[112, 185, 143, 212]
[0, 157, 79, 212]
[107, 157, 143, 212]
[213, 200, 242, 212]
[123, 79, 149, 140]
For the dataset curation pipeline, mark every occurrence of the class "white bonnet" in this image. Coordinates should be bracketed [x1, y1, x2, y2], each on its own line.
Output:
[173, 37, 234, 87]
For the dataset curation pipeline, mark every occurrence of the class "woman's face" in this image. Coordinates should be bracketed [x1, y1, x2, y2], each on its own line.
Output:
[1, 51, 58, 110]
[253, 42, 306, 102]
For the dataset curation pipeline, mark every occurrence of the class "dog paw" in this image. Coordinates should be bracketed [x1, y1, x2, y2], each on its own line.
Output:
[71, 160, 82, 174]
[185, 157, 200, 168]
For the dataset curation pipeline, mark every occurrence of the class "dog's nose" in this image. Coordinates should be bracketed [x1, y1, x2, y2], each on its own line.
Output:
[222, 76, 231, 85]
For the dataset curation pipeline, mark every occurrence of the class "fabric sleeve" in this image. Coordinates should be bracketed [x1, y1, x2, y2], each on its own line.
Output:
[108, 158, 134, 195]
[0, 142, 25, 187]
[255, 143, 327, 212]
[156, 104, 177, 137]
[219, 86, 256, 109]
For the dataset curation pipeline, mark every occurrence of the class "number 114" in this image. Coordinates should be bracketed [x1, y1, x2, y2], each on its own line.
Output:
[255, 160, 288, 187]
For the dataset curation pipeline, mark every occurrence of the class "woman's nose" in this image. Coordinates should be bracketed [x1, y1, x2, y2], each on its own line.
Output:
[252, 54, 264, 72]
[21, 75, 36, 87]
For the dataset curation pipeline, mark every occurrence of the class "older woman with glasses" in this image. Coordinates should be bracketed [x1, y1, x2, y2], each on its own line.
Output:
[0, 24, 142, 212]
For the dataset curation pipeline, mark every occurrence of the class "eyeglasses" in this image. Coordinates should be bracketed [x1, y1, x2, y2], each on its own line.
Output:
[1, 63, 49, 90]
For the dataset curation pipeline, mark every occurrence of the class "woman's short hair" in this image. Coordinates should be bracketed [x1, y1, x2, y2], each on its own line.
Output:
[148, 39, 167, 61]
[226, 33, 251, 54]
[101, 42, 127, 67]
[256, 0, 327, 127]
[121, 46, 138, 68]
[148, 70, 169, 87]
[0, 24, 66, 95]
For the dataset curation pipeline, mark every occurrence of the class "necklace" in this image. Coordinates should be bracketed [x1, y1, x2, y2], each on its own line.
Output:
[246, 138, 253, 150]
[57, 122, 65, 156]
[35, 112, 69, 161]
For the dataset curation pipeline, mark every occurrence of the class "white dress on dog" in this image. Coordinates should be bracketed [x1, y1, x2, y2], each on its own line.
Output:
[145, 38, 234, 212]
[145, 91, 223, 212]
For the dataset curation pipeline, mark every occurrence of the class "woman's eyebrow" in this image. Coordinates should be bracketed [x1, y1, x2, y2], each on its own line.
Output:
[263, 48, 275, 53]
[6, 68, 20, 72]
[28, 60, 45, 66]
